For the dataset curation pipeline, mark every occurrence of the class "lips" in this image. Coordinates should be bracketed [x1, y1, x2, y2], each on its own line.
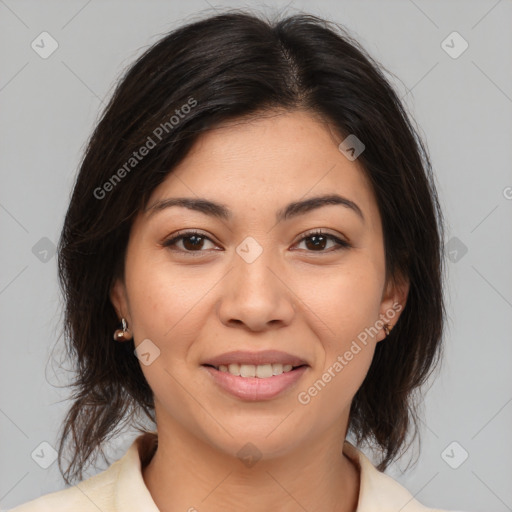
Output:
[201, 349, 309, 368]
[201, 350, 310, 400]
[202, 364, 309, 401]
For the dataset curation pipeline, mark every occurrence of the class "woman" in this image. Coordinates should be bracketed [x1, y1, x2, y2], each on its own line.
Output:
[10, 9, 458, 512]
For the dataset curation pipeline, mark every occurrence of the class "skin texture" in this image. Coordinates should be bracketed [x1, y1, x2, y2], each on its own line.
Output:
[110, 110, 409, 512]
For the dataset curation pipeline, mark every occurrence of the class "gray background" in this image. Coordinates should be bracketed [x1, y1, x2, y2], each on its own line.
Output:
[1, 1, 511, 511]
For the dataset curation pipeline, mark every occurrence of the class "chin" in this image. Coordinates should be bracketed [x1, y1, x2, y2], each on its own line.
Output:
[195, 415, 308, 460]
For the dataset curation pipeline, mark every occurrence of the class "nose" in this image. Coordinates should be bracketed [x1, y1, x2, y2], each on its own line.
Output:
[216, 247, 296, 332]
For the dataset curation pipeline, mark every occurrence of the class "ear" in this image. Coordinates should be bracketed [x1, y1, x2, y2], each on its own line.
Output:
[110, 277, 130, 323]
[376, 272, 409, 343]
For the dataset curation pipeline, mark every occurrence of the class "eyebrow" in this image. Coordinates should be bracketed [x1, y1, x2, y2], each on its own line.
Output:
[146, 193, 365, 224]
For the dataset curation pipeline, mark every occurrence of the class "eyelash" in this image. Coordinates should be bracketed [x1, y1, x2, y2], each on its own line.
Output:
[162, 229, 351, 256]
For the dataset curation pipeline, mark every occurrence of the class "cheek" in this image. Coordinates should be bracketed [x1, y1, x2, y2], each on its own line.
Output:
[125, 252, 214, 344]
[123, 258, 208, 408]
[297, 343, 375, 423]
[294, 257, 383, 403]
[300, 258, 384, 346]
[296, 268, 380, 414]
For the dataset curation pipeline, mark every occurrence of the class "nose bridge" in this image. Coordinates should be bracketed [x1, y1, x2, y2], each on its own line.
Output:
[233, 234, 281, 297]
[217, 234, 295, 329]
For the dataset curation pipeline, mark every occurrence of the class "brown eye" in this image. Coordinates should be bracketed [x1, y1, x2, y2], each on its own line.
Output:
[181, 234, 206, 251]
[163, 230, 217, 253]
[295, 230, 351, 252]
[162, 229, 351, 256]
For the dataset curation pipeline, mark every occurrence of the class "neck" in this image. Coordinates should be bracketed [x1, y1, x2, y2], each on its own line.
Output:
[142, 424, 360, 512]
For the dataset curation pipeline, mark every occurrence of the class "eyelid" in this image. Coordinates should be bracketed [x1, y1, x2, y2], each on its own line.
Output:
[292, 228, 352, 251]
[162, 229, 220, 251]
[162, 228, 351, 254]
[295, 228, 350, 244]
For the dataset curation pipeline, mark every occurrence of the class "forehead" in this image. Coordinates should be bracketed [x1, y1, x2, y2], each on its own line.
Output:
[145, 110, 380, 228]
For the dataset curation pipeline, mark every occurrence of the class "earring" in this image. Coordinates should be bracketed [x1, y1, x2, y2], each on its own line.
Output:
[383, 323, 393, 337]
[113, 317, 133, 342]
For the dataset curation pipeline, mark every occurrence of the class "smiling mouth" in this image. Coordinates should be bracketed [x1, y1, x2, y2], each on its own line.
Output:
[202, 363, 307, 378]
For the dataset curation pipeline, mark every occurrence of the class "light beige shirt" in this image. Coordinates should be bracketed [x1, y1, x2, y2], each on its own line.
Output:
[8, 432, 458, 512]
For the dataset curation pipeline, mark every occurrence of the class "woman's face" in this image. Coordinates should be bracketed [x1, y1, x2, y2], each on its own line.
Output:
[111, 110, 408, 460]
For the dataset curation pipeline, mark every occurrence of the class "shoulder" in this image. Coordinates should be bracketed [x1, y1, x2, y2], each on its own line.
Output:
[6, 453, 123, 512]
[6, 432, 158, 512]
[343, 441, 462, 512]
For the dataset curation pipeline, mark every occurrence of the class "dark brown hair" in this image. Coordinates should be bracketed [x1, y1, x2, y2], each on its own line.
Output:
[56, 9, 446, 484]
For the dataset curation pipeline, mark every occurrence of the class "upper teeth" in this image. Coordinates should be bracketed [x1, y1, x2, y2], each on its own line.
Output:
[217, 363, 295, 378]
